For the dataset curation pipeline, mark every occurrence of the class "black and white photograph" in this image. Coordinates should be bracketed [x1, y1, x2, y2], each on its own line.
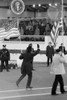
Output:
[0, 0, 67, 100]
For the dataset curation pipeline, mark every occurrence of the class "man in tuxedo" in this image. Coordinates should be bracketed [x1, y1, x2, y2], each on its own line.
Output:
[16, 44, 40, 89]
[27, 43, 35, 70]
[46, 42, 54, 67]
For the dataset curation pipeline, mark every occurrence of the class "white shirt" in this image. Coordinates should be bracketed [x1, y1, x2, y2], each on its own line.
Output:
[50, 54, 66, 75]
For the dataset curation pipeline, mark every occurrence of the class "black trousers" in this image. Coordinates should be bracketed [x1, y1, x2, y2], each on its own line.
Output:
[17, 71, 32, 88]
[51, 75, 65, 94]
[1, 60, 9, 71]
[47, 57, 52, 66]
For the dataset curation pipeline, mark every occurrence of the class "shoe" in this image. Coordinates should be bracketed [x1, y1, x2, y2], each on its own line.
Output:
[7, 70, 10, 72]
[47, 65, 49, 67]
[61, 91, 67, 94]
[51, 93, 59, 96]
[0, 70, 2, 72]
[16, 81, 19, 87]
[32, 69, 35, 71]
[26, 86, 33, 89]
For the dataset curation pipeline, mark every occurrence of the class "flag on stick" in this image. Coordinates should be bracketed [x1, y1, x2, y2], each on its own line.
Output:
[0, 28, 20, 41]
[50, 19, 63, 46]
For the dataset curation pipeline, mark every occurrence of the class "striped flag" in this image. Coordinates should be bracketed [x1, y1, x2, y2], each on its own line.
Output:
[50, 19, 63, 45]
[0, 28, 20, 41]
[5, 28, 20, 40]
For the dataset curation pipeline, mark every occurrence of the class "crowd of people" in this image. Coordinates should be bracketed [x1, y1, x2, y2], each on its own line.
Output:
[19, 18, 67, 36]
[0, 18, 67, 41]
[0, 18, 67, 36]
[19, 18, 53, 36]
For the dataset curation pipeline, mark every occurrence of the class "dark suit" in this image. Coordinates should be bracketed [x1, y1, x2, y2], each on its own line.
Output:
[30, 48, 34, 70]
[16, 49, 40, 88]
[59, 46, 66, 54]
[0, 48, 10, 72]
[46, 45, 54, 66]
[26, 47, 34, 70]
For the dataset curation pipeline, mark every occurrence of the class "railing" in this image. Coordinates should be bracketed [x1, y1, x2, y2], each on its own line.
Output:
[20, 35, 45, 38]
[4, 35, 45, 41]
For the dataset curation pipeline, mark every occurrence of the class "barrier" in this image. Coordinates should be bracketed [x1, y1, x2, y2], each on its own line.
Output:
[0, 36, 67, 68]
[9, 54, 67, 68]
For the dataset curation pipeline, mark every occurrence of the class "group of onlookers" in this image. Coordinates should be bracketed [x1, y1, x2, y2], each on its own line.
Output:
[19, 19, 67, 36]
[19, 19, 53, 36]
[46, 42, 66, 67]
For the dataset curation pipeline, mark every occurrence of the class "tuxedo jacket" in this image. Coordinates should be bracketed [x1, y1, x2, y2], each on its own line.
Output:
[19, 49, 39, 74]
[46, 45, 54, 58]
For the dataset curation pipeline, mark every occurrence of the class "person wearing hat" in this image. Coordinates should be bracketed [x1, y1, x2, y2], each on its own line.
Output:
[26, 43, 35, 71]
[59, 43, 66, 54]
[46, 42, 54, 67]
[50, 49, 67, 95]
[16, 44, 40, 89]
[0, 45, 10, 72]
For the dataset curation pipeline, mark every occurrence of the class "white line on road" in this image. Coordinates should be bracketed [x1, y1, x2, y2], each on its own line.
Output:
[0, 92, 51, 99]
[0, 85, 67, 93]
[0, 86, 51, 93]
[0, 85, 66, 99]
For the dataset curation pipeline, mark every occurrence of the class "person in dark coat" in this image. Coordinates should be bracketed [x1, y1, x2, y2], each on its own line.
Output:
[26, 43, 35, 71]
[46, 42, 54, 67]
[0, 45, 10, 72]
[59, 43, 66, 54]
[16, 44, 40, 89]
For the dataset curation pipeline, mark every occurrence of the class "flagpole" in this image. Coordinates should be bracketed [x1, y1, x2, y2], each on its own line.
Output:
[61, 0, 64, 43]
[17, 17, 22, 53]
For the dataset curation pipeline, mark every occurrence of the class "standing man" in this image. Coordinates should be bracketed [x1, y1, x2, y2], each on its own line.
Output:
[16, 44, 40, 89]
[0, 45, 10, 72]
[26, 43, 35, 71]
[46, 42, 54, 67]
[50, 49, 67, 95]
[59, 43, 66, 54]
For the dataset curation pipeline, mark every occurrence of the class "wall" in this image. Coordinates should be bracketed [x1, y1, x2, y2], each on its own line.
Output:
[0, 9, 34, 18]
[1, 36, 67, 50]
[0, 8, 48, 18]
[0, 36, 66, 64]
[0, 8, 67, 20]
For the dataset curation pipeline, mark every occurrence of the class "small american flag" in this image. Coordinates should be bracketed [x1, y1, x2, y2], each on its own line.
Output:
[50, 19, 63, 45]
[0, 28, 20, 41]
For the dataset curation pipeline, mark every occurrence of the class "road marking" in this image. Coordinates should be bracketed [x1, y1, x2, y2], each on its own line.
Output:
[0, 86, 65, 99]
[0, 85, 67, 93]
[0, 92, 51, 99]
[0, 87, 51, 93]
[0, 91, 61, 100]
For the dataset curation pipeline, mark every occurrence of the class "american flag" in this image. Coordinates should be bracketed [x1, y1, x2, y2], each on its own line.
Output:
[0, 27, 20, 41]
[50, 19, 63, 45]
[0, 19, 20, 41]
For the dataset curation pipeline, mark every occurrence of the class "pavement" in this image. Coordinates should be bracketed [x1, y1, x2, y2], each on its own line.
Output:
[0, 63, 67, 100]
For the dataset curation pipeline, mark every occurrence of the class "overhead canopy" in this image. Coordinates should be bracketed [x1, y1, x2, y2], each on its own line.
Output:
[0, 0, 67, 6]
[0, 0, 67, 12]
